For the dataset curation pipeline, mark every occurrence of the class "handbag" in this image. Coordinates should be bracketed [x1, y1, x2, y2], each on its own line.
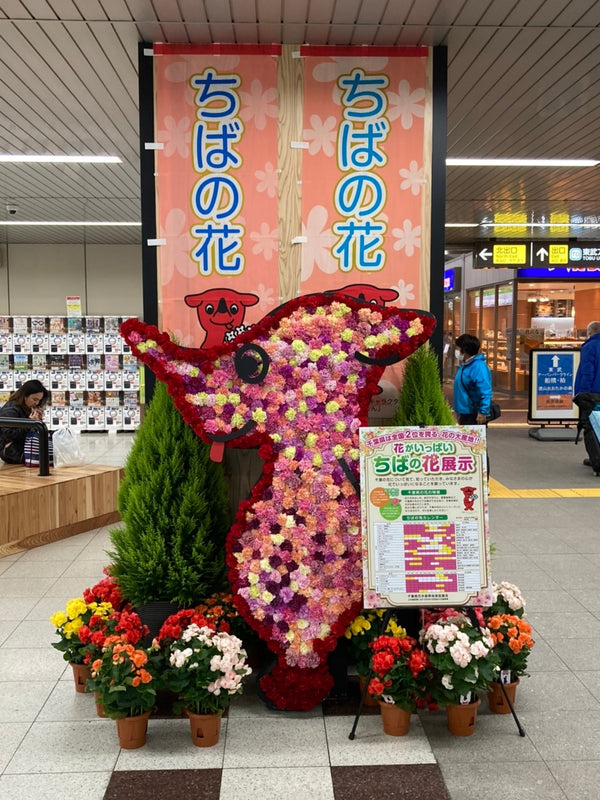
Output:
[23, 430, 54, 467]
[486, 401, 502, 422]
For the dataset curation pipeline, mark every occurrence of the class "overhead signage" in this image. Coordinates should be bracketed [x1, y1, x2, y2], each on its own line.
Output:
[476, 241, 600, 272]
[531, 241, 600, 267]
[475, 243, 528, 267]
[518, 266, 600, 279]
[528, 349, 580, 423]
[359, 426, 491, 609]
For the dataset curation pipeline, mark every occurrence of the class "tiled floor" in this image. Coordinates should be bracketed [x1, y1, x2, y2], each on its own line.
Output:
[2, 416, 600, 799]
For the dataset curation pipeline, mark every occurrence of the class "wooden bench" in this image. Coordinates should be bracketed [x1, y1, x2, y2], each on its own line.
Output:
[0, 463, 123, 556]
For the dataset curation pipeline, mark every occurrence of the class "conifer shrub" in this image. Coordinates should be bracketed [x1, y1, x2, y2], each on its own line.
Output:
[393, 344, 455, 426]
[108, 380, 231, 608]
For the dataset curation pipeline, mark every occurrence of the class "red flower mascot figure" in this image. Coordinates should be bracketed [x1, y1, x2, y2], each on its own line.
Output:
[121, 293, 435, 709]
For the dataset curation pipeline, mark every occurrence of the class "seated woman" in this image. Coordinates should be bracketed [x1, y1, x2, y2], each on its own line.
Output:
[0, 379, 51, 464]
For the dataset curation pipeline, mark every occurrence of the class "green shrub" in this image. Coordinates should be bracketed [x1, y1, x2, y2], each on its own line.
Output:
[393, 344, 455, 426]
[108, 381, 230, 607]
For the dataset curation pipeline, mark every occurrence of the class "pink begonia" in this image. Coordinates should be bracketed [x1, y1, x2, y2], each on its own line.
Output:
[449, 642, 472, 668]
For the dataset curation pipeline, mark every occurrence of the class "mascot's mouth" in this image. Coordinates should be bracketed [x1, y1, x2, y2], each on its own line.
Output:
[207, 419, 257, 462]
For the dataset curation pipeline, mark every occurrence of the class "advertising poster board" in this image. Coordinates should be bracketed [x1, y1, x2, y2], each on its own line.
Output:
[359, 426, 492, 609]
[528, 348, 580, 423]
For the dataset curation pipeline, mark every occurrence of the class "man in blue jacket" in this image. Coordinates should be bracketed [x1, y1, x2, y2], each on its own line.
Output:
[453, 333, 493, 425]
[574, 321, 600, 467]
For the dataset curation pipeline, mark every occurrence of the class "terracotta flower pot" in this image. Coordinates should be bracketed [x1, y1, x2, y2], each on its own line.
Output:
[70, 662, 91, 693]
[379, 701, 412, 736]
[94, 692, 106, 718]
[487, 679, 519, 714]
[184, 708, 221, 747]
[446, 697, 481, 736]
[115, 710, 151, 749]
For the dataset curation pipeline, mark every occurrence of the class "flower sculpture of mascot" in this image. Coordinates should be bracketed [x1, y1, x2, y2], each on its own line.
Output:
[121, 293, 435, 710]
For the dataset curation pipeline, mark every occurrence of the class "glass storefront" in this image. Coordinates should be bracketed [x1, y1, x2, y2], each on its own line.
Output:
[465, 279, 600, 393]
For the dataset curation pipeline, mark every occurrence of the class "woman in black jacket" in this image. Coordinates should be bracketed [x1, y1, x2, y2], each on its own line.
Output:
[0, 379, 50, 464]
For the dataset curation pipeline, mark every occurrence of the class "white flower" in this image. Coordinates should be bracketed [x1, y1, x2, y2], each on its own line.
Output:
[170, 647, 193, 668]
[389, 279, 415, 307]
[301, 206, 337, 280]
[157, 116, 191, 158]
[255, 161, 278, 198]
[159, 208, 197, 285]
[239, 79, 278, 130]
[303, 114, 337, 157]
[449, 641, 472, 668]
[391, 219, 421, 257]
[250, 222, 279, 261]
[399, 160, 424, 196]
[441, 674, 454, 690]
[470, 640, 489, 659]
[387, 79, 425, 130]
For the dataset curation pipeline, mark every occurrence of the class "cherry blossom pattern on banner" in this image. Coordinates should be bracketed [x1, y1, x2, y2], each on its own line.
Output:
[121, 293, 435, 709]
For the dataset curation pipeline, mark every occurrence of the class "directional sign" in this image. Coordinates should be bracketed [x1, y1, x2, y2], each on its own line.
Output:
[474, 243, 529, 267]
[528, 349, 580, 423]
[531, 241, 600, 268]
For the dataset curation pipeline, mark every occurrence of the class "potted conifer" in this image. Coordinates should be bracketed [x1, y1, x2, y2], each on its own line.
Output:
[107, 380, 231, 639]
[393, 343, 455, 427]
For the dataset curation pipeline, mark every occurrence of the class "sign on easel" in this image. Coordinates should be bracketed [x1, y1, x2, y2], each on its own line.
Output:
[359, 426, 492, 609]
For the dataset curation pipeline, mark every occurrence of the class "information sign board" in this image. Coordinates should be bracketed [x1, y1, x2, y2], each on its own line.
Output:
[528, 349, 580, 423]
[359, 427, 492, 609]
[474, 243, 528, 267]
[531, 241, 600, 268]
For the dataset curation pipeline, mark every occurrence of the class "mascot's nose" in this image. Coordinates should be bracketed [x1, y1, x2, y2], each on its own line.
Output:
[216, 298, 229, 314]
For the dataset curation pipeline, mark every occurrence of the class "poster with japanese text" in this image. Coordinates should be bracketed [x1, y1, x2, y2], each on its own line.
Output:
[300, 47, 430, 415]
[359, 426, 492, 609]
[153, 45, 281, 347]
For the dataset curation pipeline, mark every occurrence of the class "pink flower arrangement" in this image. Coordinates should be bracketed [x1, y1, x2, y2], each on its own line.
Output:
[122, 293, 435, 709]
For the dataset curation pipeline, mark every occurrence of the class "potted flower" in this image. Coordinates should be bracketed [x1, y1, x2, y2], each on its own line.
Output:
[160, 620, 252, 747]
[487, 581, 526, 618]
[366, 634, 431, 736]
[78, 607, 149, 716]
[420, 610, 500, 736]
[83, 570, 125, 611]
[485, 613, 534, 713]
[344, 609, 406, 705]
[89, 634, 157, 749]
[49, 597, 115, 691]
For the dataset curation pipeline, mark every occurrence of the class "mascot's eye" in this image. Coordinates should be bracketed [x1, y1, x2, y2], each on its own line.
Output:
[230, 303, 239, 314]
[205, 304, 215, 315]
[234, 343, 270, 384]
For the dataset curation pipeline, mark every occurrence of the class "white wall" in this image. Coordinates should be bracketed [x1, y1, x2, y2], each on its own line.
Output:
[0, 243, 142, 317]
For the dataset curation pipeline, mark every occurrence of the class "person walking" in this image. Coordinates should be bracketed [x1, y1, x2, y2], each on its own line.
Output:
[574, 321, 600, 468]
[452, 334, 493, 425]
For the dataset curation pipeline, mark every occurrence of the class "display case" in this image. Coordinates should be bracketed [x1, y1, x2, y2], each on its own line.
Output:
[0, 315, 141, 431]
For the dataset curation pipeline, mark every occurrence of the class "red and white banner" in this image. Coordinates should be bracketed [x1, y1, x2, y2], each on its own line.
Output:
[153, 45, 281, 348]
[299, 46, 428, 308]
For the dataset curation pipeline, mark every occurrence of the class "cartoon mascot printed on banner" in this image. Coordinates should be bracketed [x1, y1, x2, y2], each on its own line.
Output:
[121, 293, 435, 710]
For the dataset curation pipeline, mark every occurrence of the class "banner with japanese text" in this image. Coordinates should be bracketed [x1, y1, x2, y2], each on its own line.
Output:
[300, 47, 428, 302]
[359, 426, 492, 609]
[153, 45, 281, 347]
[300, 47, 430, 414]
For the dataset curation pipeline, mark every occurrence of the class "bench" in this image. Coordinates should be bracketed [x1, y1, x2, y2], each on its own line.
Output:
[0, 463, 123, 556]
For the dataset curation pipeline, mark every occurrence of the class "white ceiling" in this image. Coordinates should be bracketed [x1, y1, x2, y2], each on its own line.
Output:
[1, 0, 599, 253]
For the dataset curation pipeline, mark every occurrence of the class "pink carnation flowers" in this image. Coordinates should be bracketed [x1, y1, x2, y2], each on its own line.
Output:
[122, 293, 434, 709]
